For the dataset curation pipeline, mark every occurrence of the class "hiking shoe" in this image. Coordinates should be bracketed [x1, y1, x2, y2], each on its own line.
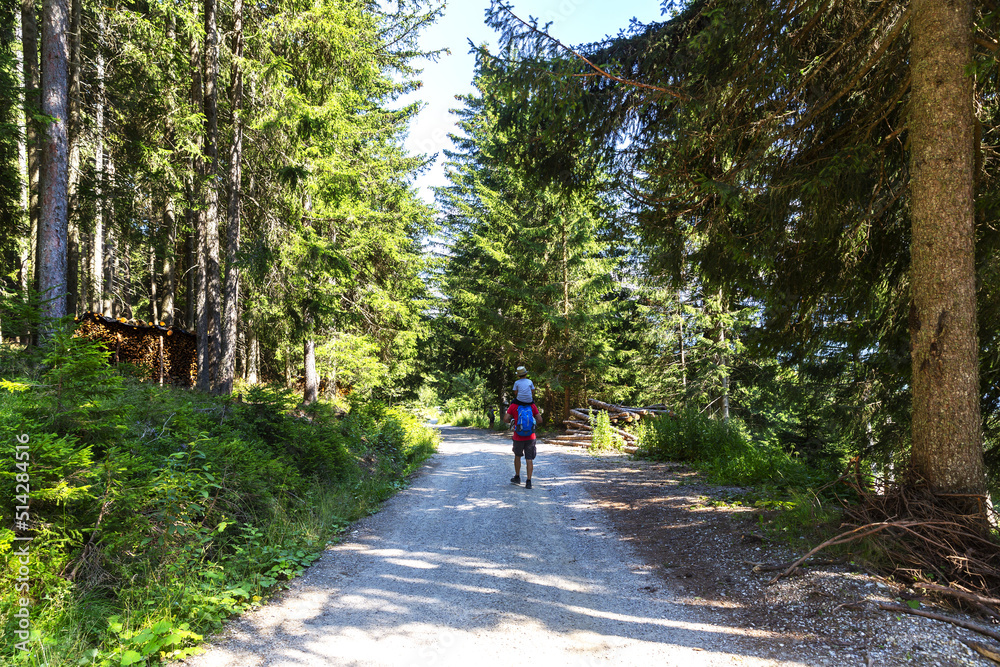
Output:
[510, 475, 521, 484]
[525, 479, 532, 489]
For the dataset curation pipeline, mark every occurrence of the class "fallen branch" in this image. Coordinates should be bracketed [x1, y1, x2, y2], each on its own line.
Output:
[750, 558, 847, 573]
[914, 582, 1000, 609]
[878, 603, 1000, 644]
[769, 521, 928, 584]
[837, 474, 1000, 595]
[961, 640, 1000, 665]
[976, 602, 1000, 625]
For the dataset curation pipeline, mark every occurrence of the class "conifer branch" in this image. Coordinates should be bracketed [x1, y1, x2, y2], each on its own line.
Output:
[494, 3, 686, 100]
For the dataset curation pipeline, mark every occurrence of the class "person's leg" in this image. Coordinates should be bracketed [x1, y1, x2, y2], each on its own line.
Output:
[511, 442, 522, 483]
[524, 442, 535, 488]
[514, 455, 522, 477]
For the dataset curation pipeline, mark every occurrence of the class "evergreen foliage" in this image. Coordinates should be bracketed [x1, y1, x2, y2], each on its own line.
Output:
[436, 69, 621, 408]
[5, 0, 441, 401]
[475, 0, 1000, 491]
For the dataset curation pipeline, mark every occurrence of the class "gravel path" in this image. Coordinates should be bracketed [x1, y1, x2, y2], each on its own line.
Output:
[175, 427, 805, 666]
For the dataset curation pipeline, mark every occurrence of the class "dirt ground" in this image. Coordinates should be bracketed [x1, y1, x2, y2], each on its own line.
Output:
[550, 444, 1000, 667]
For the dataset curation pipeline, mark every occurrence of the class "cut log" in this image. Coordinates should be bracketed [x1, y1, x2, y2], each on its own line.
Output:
[568, 406, 638, 441]
[76, 311, 196, 386]
[587, 398, 636, 414]
[587, 398, 647, 416]
[565, 423, 593, 432]
[548, 438, 593, 447]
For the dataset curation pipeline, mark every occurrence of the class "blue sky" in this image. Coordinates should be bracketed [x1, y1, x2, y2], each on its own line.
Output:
[398, 1, 670, 203]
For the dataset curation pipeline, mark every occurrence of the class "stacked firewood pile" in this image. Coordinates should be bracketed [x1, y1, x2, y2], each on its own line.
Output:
[547, 399, 677, 452]
[75, 312, 197, 387]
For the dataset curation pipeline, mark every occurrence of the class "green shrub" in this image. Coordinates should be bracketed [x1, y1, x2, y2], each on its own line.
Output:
[590, 411, 624, 452]
[438, 407, 489, 428]
[635, 407, 809, 486]
[0, 342, 438, 665]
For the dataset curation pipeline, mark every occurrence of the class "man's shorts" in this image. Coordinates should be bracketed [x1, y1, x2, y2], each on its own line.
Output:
[513, 439, 536, 460]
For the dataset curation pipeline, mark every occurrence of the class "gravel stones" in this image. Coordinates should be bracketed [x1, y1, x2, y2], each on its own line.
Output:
[173, 427, 799, 666]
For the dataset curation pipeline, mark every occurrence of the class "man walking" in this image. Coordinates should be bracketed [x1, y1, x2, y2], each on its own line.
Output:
[504, 399, 539, 489]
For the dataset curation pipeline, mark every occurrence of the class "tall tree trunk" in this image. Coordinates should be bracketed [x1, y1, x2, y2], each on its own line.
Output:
[560, 213, 570, 423]
[21, 0, 39, 298]
[66, 219, 78, 314]
[91, 10, 105, 313]
[303, 336, 318, 405]
[15, 10, 30, 305]
[218, 0, 243, 395]
[718, 303, 730, 422]
[160, 13, 177, 327]
[203, 0, 222, 389]
[185, 225, 195, 329]
[677, 289, 686, 395]
[908, 0, 984, 495]
[195, 0, 222, 391]
[246, 325, 258, 384]
[79, 218, 89, 308]
[65, 0, 80, 316]
[122, 236, 134, 319]
[189, 3, 210, 390]
[103, 158, 115, 317]
[160, 197, 176, 325]
[38, 0, 70, 326]
[149, 238, 158, 322]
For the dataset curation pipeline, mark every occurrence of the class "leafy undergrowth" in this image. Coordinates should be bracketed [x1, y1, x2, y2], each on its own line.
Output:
[635, 407, 849, 542]
[0, 332, 438, 666]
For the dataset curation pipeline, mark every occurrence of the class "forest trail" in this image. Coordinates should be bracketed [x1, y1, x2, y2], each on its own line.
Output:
[174, 427, 802, 666]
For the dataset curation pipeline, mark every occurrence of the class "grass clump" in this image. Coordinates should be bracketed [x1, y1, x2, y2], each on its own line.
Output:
[0, 330, 438, 666]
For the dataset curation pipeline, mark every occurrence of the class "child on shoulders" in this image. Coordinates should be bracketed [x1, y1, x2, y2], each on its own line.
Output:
[512, 366, 535, 406]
